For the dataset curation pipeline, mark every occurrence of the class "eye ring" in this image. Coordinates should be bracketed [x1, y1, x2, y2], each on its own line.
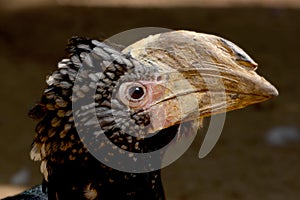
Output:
[118, 82, 148, 108]
[127, 84, 146, 101]
[125, 83, 147, 102]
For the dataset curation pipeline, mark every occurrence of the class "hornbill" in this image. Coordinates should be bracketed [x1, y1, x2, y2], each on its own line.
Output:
[4, 30, 278, 200]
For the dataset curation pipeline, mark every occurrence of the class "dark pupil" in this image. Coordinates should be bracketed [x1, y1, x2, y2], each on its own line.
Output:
[129, 86, 144, 100]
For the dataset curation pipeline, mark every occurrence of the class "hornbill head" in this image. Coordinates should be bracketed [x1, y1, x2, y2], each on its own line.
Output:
[28, 30, 278, 199]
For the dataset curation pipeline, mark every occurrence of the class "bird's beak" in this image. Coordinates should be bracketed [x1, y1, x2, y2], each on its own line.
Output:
[123, 30, 278, 133]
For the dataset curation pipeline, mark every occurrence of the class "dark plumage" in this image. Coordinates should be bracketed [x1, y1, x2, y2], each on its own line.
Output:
[5, 30, 277, 200]
[28, 37, 172, 200]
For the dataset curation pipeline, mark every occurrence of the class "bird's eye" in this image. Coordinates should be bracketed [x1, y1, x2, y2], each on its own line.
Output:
[128, 86, 145, 100]
[126, 83, 146, 102]
[118, 82, 148, 108]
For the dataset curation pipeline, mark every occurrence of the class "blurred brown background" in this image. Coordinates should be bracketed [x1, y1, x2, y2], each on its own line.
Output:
[0, 0, 299, 199]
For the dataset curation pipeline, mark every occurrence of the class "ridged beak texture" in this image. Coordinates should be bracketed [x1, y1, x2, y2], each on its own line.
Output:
[123, 30, 278, 132]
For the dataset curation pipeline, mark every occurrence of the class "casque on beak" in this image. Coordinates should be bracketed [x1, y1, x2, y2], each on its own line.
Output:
[123, 30, 278, 133]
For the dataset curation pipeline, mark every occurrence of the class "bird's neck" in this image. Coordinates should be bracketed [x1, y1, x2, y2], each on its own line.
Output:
[45, 155, 165, 200]
[44, 124, 180, 200]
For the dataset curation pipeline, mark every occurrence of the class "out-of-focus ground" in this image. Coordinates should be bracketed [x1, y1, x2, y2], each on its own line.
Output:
[2, 0, 300, 9]
[0, 0, 300, 199]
